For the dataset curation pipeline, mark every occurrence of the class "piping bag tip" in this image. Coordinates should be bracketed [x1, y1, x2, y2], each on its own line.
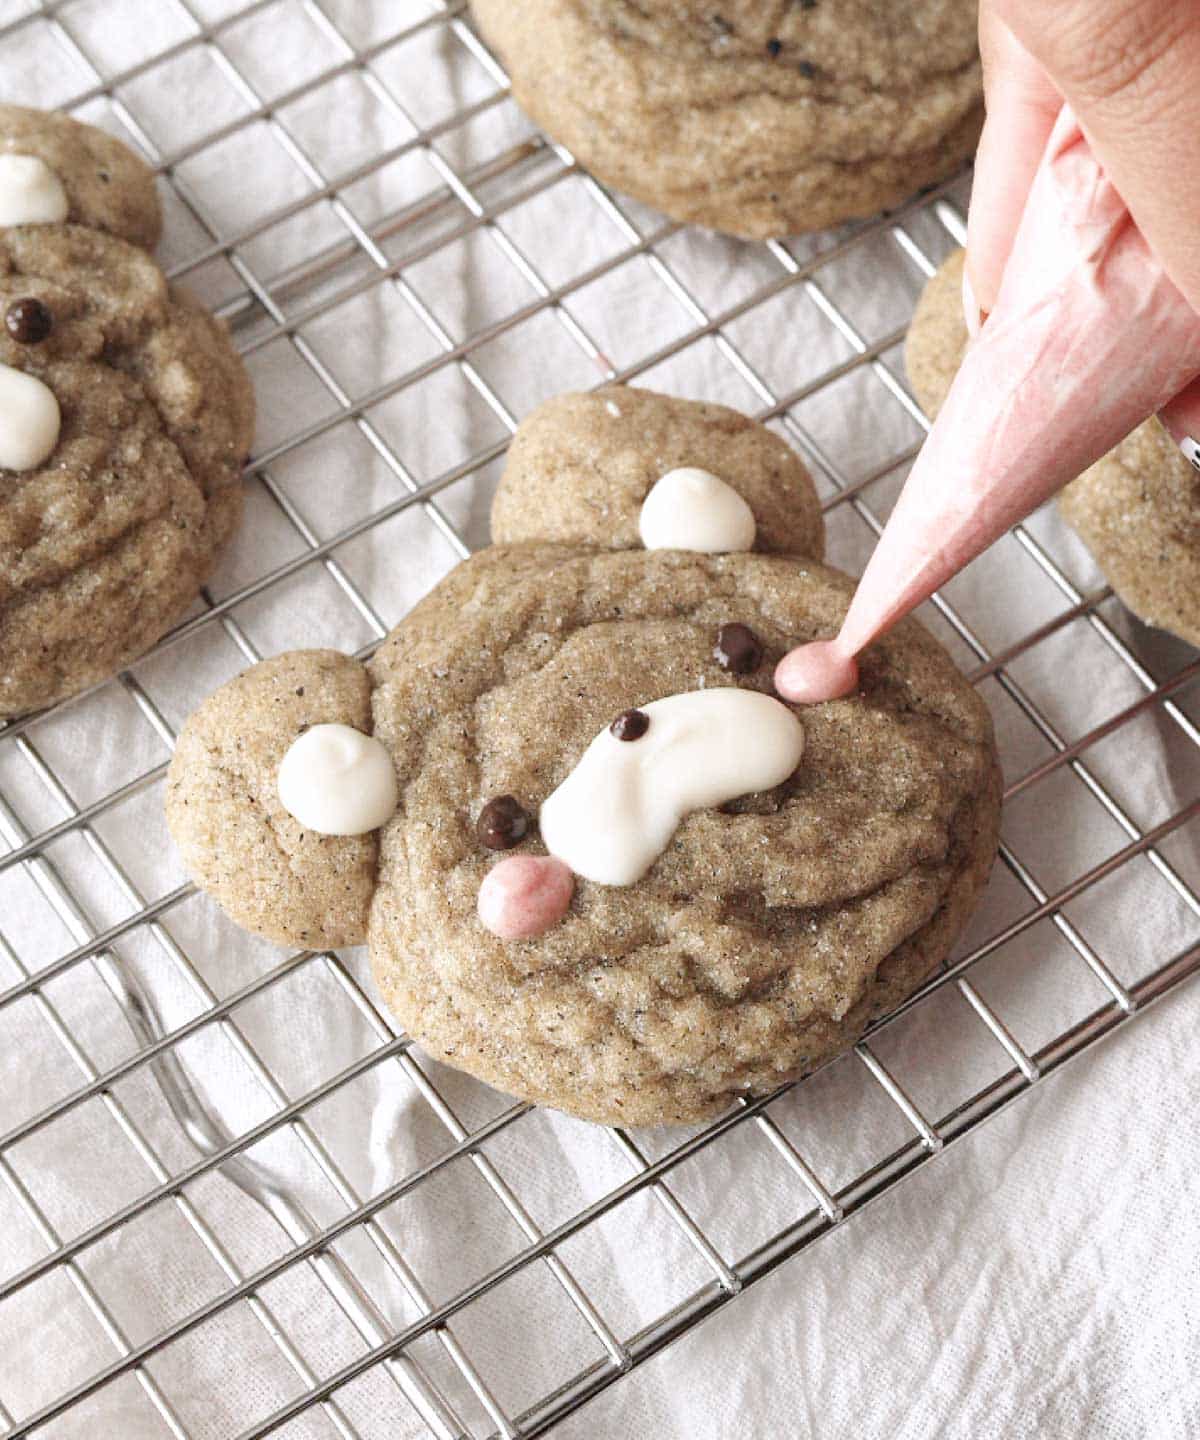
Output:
[775, 641, 858, 705]
[778, 106, 1200, 706]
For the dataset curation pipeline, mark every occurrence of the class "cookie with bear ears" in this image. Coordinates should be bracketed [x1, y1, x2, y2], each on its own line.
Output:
[908, 248, 1200, 650]
[167, 387, 1001, 1126]
[0, 107, 254, 717]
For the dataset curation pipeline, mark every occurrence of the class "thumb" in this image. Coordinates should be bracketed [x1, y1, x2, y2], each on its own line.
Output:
[996, 0, 1200, 313]
[966, 11, 1060, 317]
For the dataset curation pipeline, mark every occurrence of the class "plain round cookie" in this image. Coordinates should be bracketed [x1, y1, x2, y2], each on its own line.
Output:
[470, 0, 983, 239]
[366, 545, 1001, 1125]
[0, 224, 254, 716]
[166, 651, 380, 950]
[491, 386, 825, 558]
[906, 248, 1200, 647]
[1, 104, 161, 250]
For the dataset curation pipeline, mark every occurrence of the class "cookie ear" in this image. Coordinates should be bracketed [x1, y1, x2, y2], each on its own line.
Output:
[166, 651, 383, 949]
[490, 385, 824, 559]
[0, 104, 162, 249]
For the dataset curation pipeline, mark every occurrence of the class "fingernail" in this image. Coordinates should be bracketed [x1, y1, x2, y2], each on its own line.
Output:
[1180, 436, 1200, 472]
[962, 266, 982, 341]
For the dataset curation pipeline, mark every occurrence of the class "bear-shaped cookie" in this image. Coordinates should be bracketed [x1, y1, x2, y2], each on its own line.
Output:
[167, 386, 1001, 1125]
[0, 106, 254, 717]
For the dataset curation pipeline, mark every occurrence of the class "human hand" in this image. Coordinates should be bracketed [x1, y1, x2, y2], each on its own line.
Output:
[967, 0, 1200, 457]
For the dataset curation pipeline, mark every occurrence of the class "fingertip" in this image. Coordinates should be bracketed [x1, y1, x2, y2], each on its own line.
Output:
[1158, 376, 1200, 464]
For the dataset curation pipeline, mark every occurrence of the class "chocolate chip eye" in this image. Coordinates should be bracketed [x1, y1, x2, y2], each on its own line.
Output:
[610, 709, 650, 741]
[4, 298, 52, 345]
[713, 622, 763, 675]
[476, 794, 530, 850]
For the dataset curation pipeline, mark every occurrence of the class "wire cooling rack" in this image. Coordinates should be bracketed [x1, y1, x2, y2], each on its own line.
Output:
[2, 2, 1200, 1436]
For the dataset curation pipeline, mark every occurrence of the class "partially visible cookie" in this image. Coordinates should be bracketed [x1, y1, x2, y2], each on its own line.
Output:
[0, 223, 254, 716]
[0, 104, 161, 249]
[492, 386, 824, 557]
[906, 248, 1200, 648]
[470, 0, 983, 239]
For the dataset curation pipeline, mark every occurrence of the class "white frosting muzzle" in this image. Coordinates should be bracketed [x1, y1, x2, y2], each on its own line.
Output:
[0, 363, 61, 471]
[277, 723, 398, 836]
[638, 467, 756, 553]
[539, 689, 803, 885]
[0, 154, 69, 227]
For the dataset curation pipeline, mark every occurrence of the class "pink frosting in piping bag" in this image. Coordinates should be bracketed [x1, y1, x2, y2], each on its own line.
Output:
[776, 108, 1200, 705]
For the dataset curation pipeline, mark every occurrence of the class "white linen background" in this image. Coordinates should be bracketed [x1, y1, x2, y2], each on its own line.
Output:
[1, 2, 1199, 1437]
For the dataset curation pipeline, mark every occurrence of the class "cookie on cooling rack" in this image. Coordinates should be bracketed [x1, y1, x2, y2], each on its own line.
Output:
[0, 104, 161, 249]
[167, 385, 1000, 1125]
[468, 0, 984, 240]
[907, 249, 1200, 649]
[0, 109, 254, 718]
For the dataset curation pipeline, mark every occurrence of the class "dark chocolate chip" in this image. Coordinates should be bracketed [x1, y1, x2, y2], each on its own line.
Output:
[4, 298, 53, 345]
[766, 37, 782, 56]
[476, 794, 530, 850]
[798, 59, 817, 78]
[713, 623, 763, 674]
[610, 709, 650, 741]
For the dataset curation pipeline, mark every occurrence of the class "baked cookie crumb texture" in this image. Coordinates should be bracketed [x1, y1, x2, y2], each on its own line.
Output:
[907, 248, 1200, 648]
[0, 107, 254, 717]
[168, 385, 1001, 1126]
[470, 0, 984, 238]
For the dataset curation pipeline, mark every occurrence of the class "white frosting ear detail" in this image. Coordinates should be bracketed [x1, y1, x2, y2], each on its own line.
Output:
[277, 723, 398, 836]
[539, 689, 803, 886]
[0, 363, 60, 471]
[638, 467, 756, 553]
[0, 154, 69, 227]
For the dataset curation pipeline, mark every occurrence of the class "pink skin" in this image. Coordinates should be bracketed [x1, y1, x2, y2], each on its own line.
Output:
[478, 855, 575, 940]
[776, 106, 1200, 706]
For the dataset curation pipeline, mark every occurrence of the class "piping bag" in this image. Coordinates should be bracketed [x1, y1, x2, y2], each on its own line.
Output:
[776, 106, 1200, 705]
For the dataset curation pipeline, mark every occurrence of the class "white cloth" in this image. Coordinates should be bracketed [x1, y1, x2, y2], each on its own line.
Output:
[2, 4, 1199, 1438]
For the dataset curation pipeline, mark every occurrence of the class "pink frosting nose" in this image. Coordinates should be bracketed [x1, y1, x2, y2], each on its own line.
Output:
[774, 640, 859, 705]
[477, 855, 575, 940]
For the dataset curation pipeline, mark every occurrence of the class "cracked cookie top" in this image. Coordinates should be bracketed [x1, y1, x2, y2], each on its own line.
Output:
[470, 0, 983, 237]
[366, 544, 999, 1123]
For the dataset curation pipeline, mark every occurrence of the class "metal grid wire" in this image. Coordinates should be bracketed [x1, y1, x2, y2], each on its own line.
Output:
[2, 1, 1200, 1436]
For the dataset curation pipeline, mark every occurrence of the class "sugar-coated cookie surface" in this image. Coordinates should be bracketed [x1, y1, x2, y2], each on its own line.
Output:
[368, 545, 1000, 1124]
[470, 0, 983, 239]
[0, 104, 161, 249]
[0, 226, 254, 716]
[167, 385, 1000, 1125]
[907, 249, 1200, 648]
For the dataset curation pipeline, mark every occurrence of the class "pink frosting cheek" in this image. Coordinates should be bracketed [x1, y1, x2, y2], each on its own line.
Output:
[774, 641, 859, 705]
[477, 855, 575, 940]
